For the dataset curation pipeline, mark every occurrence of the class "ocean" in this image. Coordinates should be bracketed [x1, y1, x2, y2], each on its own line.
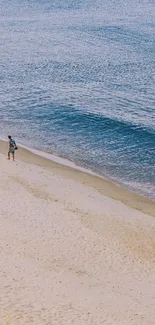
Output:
[0, 0, 155, 199]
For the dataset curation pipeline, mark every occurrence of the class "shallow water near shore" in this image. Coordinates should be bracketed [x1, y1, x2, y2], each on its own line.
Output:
[0, 0, 155, 199]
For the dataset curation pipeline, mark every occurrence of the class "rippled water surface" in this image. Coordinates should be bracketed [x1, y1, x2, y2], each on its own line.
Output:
[0, 0, 155, 198]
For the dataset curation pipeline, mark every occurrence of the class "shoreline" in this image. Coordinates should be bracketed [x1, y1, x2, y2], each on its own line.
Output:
[0, 139, 155, 217]
[2, 137, 154, 201]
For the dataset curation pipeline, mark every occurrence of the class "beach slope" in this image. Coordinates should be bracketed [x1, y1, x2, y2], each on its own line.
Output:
[0, 149, 155, 324]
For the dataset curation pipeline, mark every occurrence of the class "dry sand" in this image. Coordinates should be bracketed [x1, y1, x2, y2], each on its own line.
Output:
[0, 140, 155, 324]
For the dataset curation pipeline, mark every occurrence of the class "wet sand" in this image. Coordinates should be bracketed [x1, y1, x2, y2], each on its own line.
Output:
[0, 139, 155, 216]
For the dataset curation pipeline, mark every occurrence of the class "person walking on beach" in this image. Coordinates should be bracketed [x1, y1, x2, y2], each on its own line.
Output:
[8, 135, 17, 161]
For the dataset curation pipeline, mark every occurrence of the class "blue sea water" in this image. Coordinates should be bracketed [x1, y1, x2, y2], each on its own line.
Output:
[0, 0, 155, 199]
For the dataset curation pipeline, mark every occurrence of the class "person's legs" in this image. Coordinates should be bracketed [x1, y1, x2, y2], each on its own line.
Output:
[8, 150, 14, 160]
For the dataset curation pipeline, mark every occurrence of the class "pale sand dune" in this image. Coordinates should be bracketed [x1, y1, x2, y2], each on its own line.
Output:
[0, 144, 155, 324]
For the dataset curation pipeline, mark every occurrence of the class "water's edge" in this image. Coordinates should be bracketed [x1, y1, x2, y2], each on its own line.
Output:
[1, 136, 154, 202]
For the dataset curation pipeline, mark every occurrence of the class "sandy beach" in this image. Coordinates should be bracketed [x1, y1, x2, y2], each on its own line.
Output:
[0, 140, 155, 325]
